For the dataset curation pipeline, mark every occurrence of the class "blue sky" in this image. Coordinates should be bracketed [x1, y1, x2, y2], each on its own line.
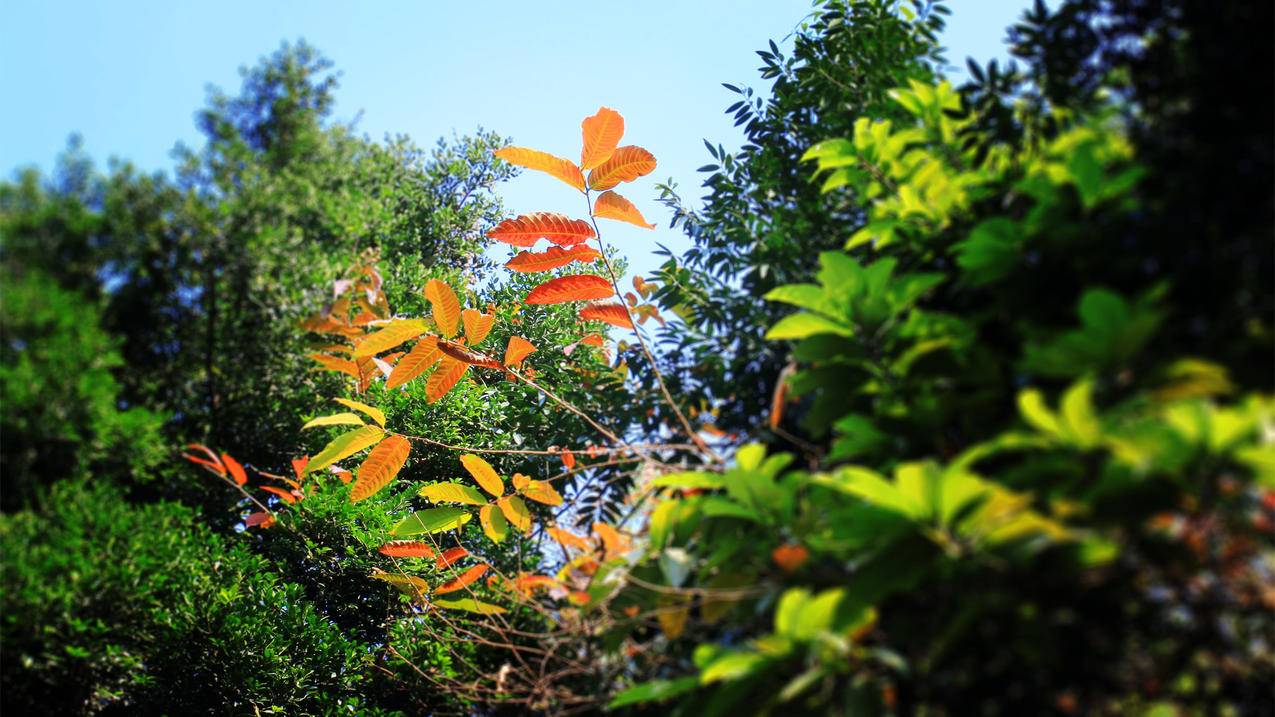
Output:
[0, 1, 1029, 274]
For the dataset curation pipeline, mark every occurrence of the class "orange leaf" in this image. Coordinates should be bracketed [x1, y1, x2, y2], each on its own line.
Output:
[460, 454, 504, 498]
[561, 450, 576, 471]
[494, 146, 585, 191]
[221, 453, 248, 486]
[525, 274, 613, 305]
[182, 444, 225, 476]
[424, 280, 461, 338]
[514, 573, 559, 596]
[593, 522, 629, 558]
[261, 485, 298, 504]
[503, 336, 537, 367]
[435, 547, 469, 569]
[350, 435, 412, 503]
[354, 319, 429, 358]
[547, 527, 591, 552]
[511, 473, 530, 491]
[331, 468, 353, 484]
[387, 336, 440, 390]
[587, 146, 656, 191]
[519, 479, 563, 506]
[245, 512, 275, 529]
[437, 339, 501, 369]
[379, 540, 437, 559]
[579, 334, 605, 348]
[579, 301, 634, 329]
[580, 107, 625, 170]
[497, 495, 532, 532]
[505, 245, 602, 273]
[461, 309, 495, 346]
[309, 353, 361, 378]
[435, 564, 489, 595]
[488, 212, 595, 248]
[771, 543, 810, 573]
[567, 591, 592, 606]
[593, 190, 655, 229]
[425, 357, 469, 403]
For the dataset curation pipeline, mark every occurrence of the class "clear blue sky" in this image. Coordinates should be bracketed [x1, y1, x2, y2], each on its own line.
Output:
[0, 1, 1029, 274]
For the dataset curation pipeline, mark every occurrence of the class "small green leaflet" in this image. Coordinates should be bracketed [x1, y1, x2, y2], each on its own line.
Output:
[419, 482, 487, 506]
[432, 597, 507, 615]
[391, 507, 472, 536]
[306, 425, 385, 474]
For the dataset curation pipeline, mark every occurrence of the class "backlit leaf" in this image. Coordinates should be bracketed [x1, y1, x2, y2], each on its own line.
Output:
[461, 309, 495, 346]
[419, 482, 487, 505]
[461, 454, 504, 497]
[370, 570, 429, 596]
[350, 435, 411, 502]
[424, 279, 462, 338]
[391, 507, 472, 536]
[425, 357, 469, 403]
[519, 479, 564, 506]
[593, 522, 629, 558]
[221, 453, 248, 486]
[291, 456, 309, 481]
[587, 145, 656, 190]
[547, 527, 590, 552]
[498, 495, 532, 532]
[354, 319, 429, 358]
[182, 444, 225, 475]
[433, 597, 507, 615]
[480, 503, 509, 543]
[488, 212, 595, 247]
[494, 146, 585, 191]
[503, 336, 537, 366]
[301, 412, 364, 430]
[306, 425, 386, 474]
[379, 540, 437, 559]
[260, 485, 298, 504]
[387, 336, 440, 390]
[435, 564, 489, 594]
[561, 450, 577, 470]
[579, 301, 635, 329]
[308, 353, 361, 378]
[435, 547, 469, 569]
[505, 245, 602, 273]
[580, 106, 625, 170]
[525, 274, 613, 305]
[437, 340, 501, 369]
[333, 397, 386, 427]
[593, 190, 655, 228]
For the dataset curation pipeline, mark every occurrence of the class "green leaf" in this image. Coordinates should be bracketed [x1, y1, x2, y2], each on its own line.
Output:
[1017, 389, 1061, 437]
[765, 312, 853, 340]
[735, 443, 766, 471]
[301, 412, 365, 430]
[306, 425, 385, 474]
[391, 507, 471, 536]
[763, 284, 835, 315]
[432, 597, 507, 615]
[608, 677, 700, 708]
[699, 651, 768, 684]
[648, 471, 723, 490]
[479, 503, 509, 543]
[419, 482, 487, 505]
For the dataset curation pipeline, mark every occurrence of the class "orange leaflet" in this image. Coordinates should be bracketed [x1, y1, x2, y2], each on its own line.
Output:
[460, 454, 504, 498]
[547, 527, 591, 552]
[379, 540, 437, 559]
[435, 564, 490, 595]
[503, 336, 537, 367]
[436, 339, 502, 369]
[493, 147, 585, 191]
[771, 543, 810, 573]
[244, 512, 275, 529]
[308, 353, 361, 378]
[561, 449, 576, 471]
[593, 190, 655, 229]
[386, 336, 440, 390]
[579, 333, 605, 347]
[350, 435, 412, 503]
[525, 275, 614, 305]
[291, 456, 309, 481]
[580, 107, 625, 170]
[425, 357, 469, 404]
[424, 280, 461, 338]
[221, 453, 248, 486]
[182, 444, 225, 476]
[435, 547, 469, 569]
[488, 212, 595, 248]
[461, 309, 495, 345]
[579, 301, 635, 329]
[505, 245, 602, 273]
[260, 485, 298, 504]
[587, 146, 656, 191]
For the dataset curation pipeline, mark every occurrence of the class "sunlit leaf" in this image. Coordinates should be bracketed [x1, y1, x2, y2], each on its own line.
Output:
[306, 425, 385, 474]
[425, 357, 469, 403]
[498, 495, 532, 532]
[182, 444, 225, 475]
[244, 511, 275, 529]
[461, 309, 495, 346]
[333, 397, 386, 427]
[387, 335, 440, 390]
[291, 456, 309, 481]
[260, 485, 298, 504]
[391, 507, 472, 536]
[350, 435, 411, 503]
[480, 503, 509, 543]
[308, 353, 362, 378]
[503, 336, 537, 367]
[419, 482, 488, 505]
[494, 146, 585, 191]
[354, 319, 429, 358]
[437, 340, 501, 369]
[370, 570, 429, 596]
[435, 564, 489, 594]
[525, 274, 613, 305]
[593, 190, 655, 228]
[460, 454, 504, 497]
[581, 106, 625, 170]
[378, 540, 437, 559]
[488, 212, 595, 247]
[547, 526, 590, 552]
[301, 413, 363, 430]
[423, 279, 462, 338]
[221, 453, 248, 486]
[579, 301, 634, 329]
[561, 450, 576, 470]
[519, 479, 563, 506]
[587, 146, 656, 190]
[435, 547, 469, 569]
[505, 245, 602, 273]
[433, 596, 507, 615]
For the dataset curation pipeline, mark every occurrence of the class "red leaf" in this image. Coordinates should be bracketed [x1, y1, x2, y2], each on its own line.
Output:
[503, 336, 537, 367]
[488, 212, 594, 247]
[260, 485, 298, 504]
[182, 444, 225, 476]
[771, 543, 810, 573]
[579, 301, 634, 329]
[435, 564, 490, 595]
[378, 540, 437, 559]
[221, 453, 248, 486]
[436, 547, 469, 569]
[505, 245, 602, 273]
[525, 275, 613, 305]
[436, 340, 502, 369]
[291, 456, 309, 481]
[561, 450, 576, 471]
[245, 512, 275, 529]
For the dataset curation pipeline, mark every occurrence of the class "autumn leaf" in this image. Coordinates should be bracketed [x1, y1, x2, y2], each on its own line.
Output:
[379, 540, 437, 559]
[587, 146, 656, 191]
[579, 334, 604, 348]
[579, 301, 635, 329]
[291, 456, 309, 481]
[437, 340, 501, 369]
[425, 357, 469, 404]
[488, 212, 595, 247]
[391, 507, 472, 536]
[424, 279, 461, 338]
[435, 547, 469, 569]
[221, 453, 248, 486]
[593, 190, 655, 228]
[771, 543, 809, 573]
[561, 449, 576, 470]
[580, 107, 625, 170]
[306, 425, 385, 474]
[260, 485, 298, 504]
[182, 444, 225, 475]
[461, 309, 495, 346]
[503, 336, 537, 367]
[419, 482, 488, 506]
[480, 504, 509, 543]
[498, 495, 532, 532]
[519, 479, 564, 506]
[505, 245, 602, 273]
[370, 570, 429, 596]
[525, 274, 614, 305]
[308, 353, 361, 378]
[333, 397, 386, 427]
[460, 454, 504, 498]
[387, 336, 440, 390]
[593, 522, 629, 558]
[244, 512, 275, 529]
[494, 146, 585, 191]
[350, 435, 411, 503]
[547, 527, 591, 552]
[436, 564, 489, 595]
[433, 597, 507, 615]
[354, 319, 429, 358]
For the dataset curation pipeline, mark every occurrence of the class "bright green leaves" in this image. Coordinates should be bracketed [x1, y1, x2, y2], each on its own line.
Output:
[1018, 380, 1102, 450]
[479, 504, 509, 543]
[1023, 288, 1162, 378]
[391, 507, 472, 536]
[432, 597, 507, 615]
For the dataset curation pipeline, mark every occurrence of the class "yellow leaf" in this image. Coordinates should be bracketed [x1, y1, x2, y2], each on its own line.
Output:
[419, 482, 487, 505]
[424, 279, 462, 338]
[306, 425, 385, 474]
[302, 412, 364, 430]
[350, 435, 411, 503]
[386, 336, 440, 390]
[460, 454, 504, 497]
[461, 309, 495, 346]
[498, 495, 532, 532]
[425, 357, 469, 403]
[494, 146, 585, 191]
[354, 319, 429, 358]
[503, 336, 537, 367]
[519, 478, 563, 506]
[370, 569, 429, 597]
[593, 190, 655, 229]
[580, 106, 625, 170]
[480, 503, 509, 543]
[333, 397, 386, 427]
